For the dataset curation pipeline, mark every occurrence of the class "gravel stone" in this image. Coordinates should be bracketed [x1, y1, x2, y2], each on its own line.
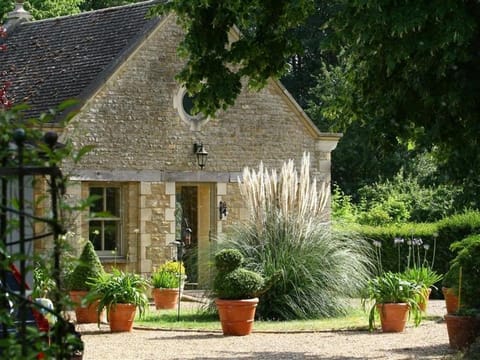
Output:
[78, 299, 457, 359]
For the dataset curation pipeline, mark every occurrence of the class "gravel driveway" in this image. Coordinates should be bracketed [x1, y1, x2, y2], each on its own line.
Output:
[78, 299, 457, 359]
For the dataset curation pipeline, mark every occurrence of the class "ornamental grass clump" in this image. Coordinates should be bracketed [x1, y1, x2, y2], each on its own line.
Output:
[222, 153, 374, 320]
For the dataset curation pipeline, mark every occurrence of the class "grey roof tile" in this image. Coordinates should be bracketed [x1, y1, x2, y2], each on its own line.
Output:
[0, 0, 162, 120]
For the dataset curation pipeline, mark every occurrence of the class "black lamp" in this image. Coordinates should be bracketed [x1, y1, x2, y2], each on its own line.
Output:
[193, 143, 208, 169]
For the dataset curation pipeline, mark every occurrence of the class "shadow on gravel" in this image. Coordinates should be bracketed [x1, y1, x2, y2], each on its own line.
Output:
[146, 333, 221, 341]
[166, 351, 384, 360]
[392, 343, 455, 359]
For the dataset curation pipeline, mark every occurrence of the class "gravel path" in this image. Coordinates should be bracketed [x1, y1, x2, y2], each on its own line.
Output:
[78, 299, 457, 360]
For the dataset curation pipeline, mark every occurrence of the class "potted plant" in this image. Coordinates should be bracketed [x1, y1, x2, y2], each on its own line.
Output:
[442, 262, 460, 314]
[212, 249, 264, 336]
[67, 240, 105, 324]
[362, 271, 423, 332]
[151, 269, 180, 310]
[86, 269, 149, 332]
[402, 266, 443, 312]
[444, 235, 480, 350]
[157, 260, 186, 292]
[441, 236, 477, 315]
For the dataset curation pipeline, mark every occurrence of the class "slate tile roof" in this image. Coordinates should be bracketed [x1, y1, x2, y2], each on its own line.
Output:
[0, 0, 162, 121]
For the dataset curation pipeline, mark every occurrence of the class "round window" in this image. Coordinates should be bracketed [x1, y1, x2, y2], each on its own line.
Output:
[174, 86, 210, 131]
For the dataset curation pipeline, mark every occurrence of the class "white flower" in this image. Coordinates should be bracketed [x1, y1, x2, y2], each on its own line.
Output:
[394, 237, 404, 245]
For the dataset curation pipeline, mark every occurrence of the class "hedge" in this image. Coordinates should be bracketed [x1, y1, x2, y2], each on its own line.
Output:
[336, 211, 480, 297]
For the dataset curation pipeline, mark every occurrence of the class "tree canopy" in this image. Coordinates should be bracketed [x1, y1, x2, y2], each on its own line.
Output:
[149, 0, 316, 117]
[0, 0, 140, 20]
[318, 0, 480, 189]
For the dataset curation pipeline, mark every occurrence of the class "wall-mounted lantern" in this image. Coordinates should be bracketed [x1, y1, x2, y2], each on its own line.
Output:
[219, 201, 228, 220]
[193, 142, 208, 169]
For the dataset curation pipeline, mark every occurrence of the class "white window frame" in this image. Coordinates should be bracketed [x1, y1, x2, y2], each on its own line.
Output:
[87, 184, 124, 257]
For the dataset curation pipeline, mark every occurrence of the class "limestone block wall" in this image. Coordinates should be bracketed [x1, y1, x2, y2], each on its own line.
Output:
[64, 15, 327, 177]
[58, 14, 339, 277]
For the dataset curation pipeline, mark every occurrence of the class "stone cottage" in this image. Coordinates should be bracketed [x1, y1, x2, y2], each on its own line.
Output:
[1, 1, 340, 287]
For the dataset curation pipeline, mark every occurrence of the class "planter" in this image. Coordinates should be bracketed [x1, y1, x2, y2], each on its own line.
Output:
[376, 303, 410, 333]
[445, 314, 479, 350]
[419, 288, 432, 312]
[152, 288, 179, 310]
[442, 287, 459, 315]
[215, 298, 258, 336]
[70, 291, 105, 324]
[108, 303, 137, 332]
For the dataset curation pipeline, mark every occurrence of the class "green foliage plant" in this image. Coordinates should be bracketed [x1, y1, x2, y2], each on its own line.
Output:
[32, 263, 56, 299]
[67, 240, 104, 292]
[333, 168, 463, 226]
[158, 260, 185, 276]
[221, 153, 374, 319]
[402, 267, 443, 292]
[362, 271, 423, 331]
[213, 249, 264, 300]
[369, 231, 443, 300]
[443, 235, 480, 314]
[395, 235, 443, 291]
[151, 270, 180, 289]
[86, 269, 149, 322]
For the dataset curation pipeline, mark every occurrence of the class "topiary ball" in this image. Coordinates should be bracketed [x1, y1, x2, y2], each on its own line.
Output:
[214, 249, 244, 272]
[214, 268, 264, 300]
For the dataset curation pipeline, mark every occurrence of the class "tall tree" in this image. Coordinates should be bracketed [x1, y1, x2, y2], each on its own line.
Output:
[149, 0, 316, 117]
[281, 0, 335, 110]
[315, 0, 480, 201]
[80, 0, 139, 11]
[0, 0, 82, 20]
[0, 0, 141, 20]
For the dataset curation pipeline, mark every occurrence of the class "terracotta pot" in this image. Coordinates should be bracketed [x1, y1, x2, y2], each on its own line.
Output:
[442, 287, 459, 315]
[376, 303, 410, 333]
[445, 314, 479, 350]
[108, 303, 137, 332]
[152, 288, 179, 310]
[419, 288, 432, 312]
[70, 291, 105, 324]
[215, 298, 258, 336]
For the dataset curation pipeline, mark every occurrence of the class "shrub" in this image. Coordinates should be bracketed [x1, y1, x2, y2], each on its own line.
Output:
[444, 234, 480, 312]
[212, 249, 264, 300]
[335, 163, 464, 225]
[67, 240, 104, 291]
[214, 249, 243, 272]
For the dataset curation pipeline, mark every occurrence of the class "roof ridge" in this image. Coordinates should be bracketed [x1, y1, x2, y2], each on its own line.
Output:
[21, 0, 161, 26]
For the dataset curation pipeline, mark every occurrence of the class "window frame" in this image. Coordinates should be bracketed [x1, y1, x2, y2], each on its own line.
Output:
[87, 184, 124, 258]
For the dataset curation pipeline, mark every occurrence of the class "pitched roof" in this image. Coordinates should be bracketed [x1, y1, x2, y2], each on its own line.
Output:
[0, 1, 162, 120]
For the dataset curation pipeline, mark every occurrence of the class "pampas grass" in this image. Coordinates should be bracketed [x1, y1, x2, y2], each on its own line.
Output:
[223, 153, 373, 320]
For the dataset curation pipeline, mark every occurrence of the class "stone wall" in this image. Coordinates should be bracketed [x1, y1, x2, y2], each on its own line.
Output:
[60, 14, 338, 277]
